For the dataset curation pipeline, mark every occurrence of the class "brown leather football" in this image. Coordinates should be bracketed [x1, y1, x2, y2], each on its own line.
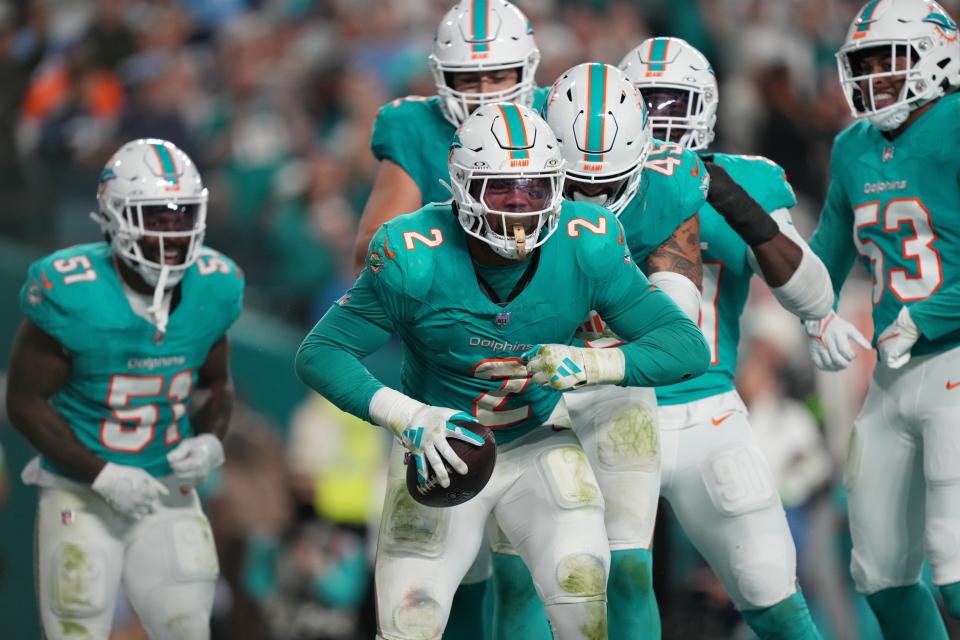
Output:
[405, 420, 497, 507]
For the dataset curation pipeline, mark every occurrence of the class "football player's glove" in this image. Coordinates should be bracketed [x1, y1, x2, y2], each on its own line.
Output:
[369, 388, 484, 488]
[92, 462, 169, 520]
[877, 306, 920, 369]
[804, 311, 871, 372]
[167, 434, 225, 486]
[521, 344, 625, 391]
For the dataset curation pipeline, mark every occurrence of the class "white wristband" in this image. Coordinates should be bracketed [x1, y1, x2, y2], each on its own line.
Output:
[369, 387, 425, 437]
[582, 347, 626, 386]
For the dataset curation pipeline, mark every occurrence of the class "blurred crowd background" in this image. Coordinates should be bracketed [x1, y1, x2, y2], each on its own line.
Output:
[0, 0, 959, 638]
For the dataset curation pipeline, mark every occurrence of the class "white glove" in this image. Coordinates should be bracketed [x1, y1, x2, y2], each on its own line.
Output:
[369, 388, 484, 488]
[91, 462, 169, 520]
[521, 344, 625, 391]
[877, 307, 921, 369]
[166, 434, 225, 486]
[803, 310, 872, 372]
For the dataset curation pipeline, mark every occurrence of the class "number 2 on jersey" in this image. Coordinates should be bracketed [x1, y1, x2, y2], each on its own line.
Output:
[471, 358, 531, 428]
[854, 198, 942, 304]
[101, 372, 193, 451]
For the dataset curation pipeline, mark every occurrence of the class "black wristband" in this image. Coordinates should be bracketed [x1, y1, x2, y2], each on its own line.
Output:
[704, 162, 779, 246]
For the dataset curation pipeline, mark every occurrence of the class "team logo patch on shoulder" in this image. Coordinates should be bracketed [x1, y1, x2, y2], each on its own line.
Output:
[27, 280, 43, 305]
[367, 251, 384, 274]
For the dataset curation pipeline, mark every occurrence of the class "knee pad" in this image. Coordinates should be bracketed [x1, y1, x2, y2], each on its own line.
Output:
[50, 541, 111, 618]
[702, 446, 777, 517]
[554, 553, 607, 602]
[147, 611, 210, 640]
[381, 482, 451, 558]
[390, 588, 445, 640]
[540, 446, 603, 511]
[728, 536, 796, 608]
[593, 395, 659, 473]
[926, 518, 960, 582]
[169, 517, 219, 583]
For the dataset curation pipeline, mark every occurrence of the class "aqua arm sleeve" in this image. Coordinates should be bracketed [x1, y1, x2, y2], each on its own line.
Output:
[594, 247, 710, 387]
[809, 177, 858, 301]
[294, 271, 396, 422]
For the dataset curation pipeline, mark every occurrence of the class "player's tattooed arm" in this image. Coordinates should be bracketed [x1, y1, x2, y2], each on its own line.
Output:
[644, 215, 703, 289]
[191, 335, 233, 439]
[6, 319, 106, 482]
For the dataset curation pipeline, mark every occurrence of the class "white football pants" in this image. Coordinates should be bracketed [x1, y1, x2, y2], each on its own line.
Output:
[35, 477, 219, 640]
[374, 427, 610, 640]
[846, 348, 960, 594]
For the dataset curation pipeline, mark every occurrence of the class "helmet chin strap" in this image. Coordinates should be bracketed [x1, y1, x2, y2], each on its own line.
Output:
[869, 104, 912, 131]
[147, 265, 171, 337]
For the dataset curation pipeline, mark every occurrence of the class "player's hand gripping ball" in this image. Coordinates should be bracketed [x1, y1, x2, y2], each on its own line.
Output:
[405, 417, 497, 508]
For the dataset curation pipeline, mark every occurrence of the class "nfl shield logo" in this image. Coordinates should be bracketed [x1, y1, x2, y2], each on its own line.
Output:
[494, 312, 511, 328]
[61, 509, 74, 525]
[882, 146, 895, 162]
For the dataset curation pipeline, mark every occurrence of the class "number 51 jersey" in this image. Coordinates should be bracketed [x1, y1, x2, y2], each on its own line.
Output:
[19, 242, 244, 479]
[812, 92, 960, 357]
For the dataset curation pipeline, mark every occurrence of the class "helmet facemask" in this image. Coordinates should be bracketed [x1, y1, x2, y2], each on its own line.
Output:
[839, 41, 925, 130]
[453, 172, 562, 260]
[431, 55, 540, 126]
[638, 85, 715, 150]
[98, 194, 208, 289]
[564, 149, 648, 216]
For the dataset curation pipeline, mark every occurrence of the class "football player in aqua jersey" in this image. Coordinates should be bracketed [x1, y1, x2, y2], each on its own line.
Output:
[296, 103, 710, 640]
[353, 0, 549, 272]
[804, 1, 960, 637]
[488, 62, 708, 640]
[622, 37, 836, 639]
[6, 138, 244, 640]
[355, 2, 545, 634]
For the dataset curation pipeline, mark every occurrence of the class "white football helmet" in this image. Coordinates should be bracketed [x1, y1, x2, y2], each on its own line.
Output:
[837, 0, 960, 131]
[545, 63, 651, 216]
[94, 139, 207, 332]
[448, 102, 565, 260]
[619, 37, 718, 151]
[429, 0, 540, 127]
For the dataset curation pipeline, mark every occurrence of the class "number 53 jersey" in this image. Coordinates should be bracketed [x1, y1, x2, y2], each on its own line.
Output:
[811, 92, 960, 357]
[19, 242, 244, 479]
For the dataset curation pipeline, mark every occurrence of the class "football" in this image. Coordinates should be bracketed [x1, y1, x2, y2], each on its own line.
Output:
[405, 420, 497, 508]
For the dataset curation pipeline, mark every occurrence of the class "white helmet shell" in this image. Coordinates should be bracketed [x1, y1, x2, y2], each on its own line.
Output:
[448, 102, 565, 260]
[95, 138, 208, 289]
[619, 37, 718, 151]
[837, 0, 960, 130]
[429, 0, 540, 127]
[545, 63, 651, 216]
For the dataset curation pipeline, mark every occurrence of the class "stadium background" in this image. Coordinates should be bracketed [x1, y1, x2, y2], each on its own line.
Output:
[0, 0, 957, 638]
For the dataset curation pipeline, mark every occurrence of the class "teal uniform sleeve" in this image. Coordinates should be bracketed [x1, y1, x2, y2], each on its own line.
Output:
[370, 98, 431, 195]
[809, 169, 858, 301]
[19, 259, 72, 344]
[591, 223, 710, 386]
[294, 226, 405, 421]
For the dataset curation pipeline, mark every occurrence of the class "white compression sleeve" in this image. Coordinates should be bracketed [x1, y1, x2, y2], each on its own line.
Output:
[747, 208, 834, 320]
[647, 271, 701, 322]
